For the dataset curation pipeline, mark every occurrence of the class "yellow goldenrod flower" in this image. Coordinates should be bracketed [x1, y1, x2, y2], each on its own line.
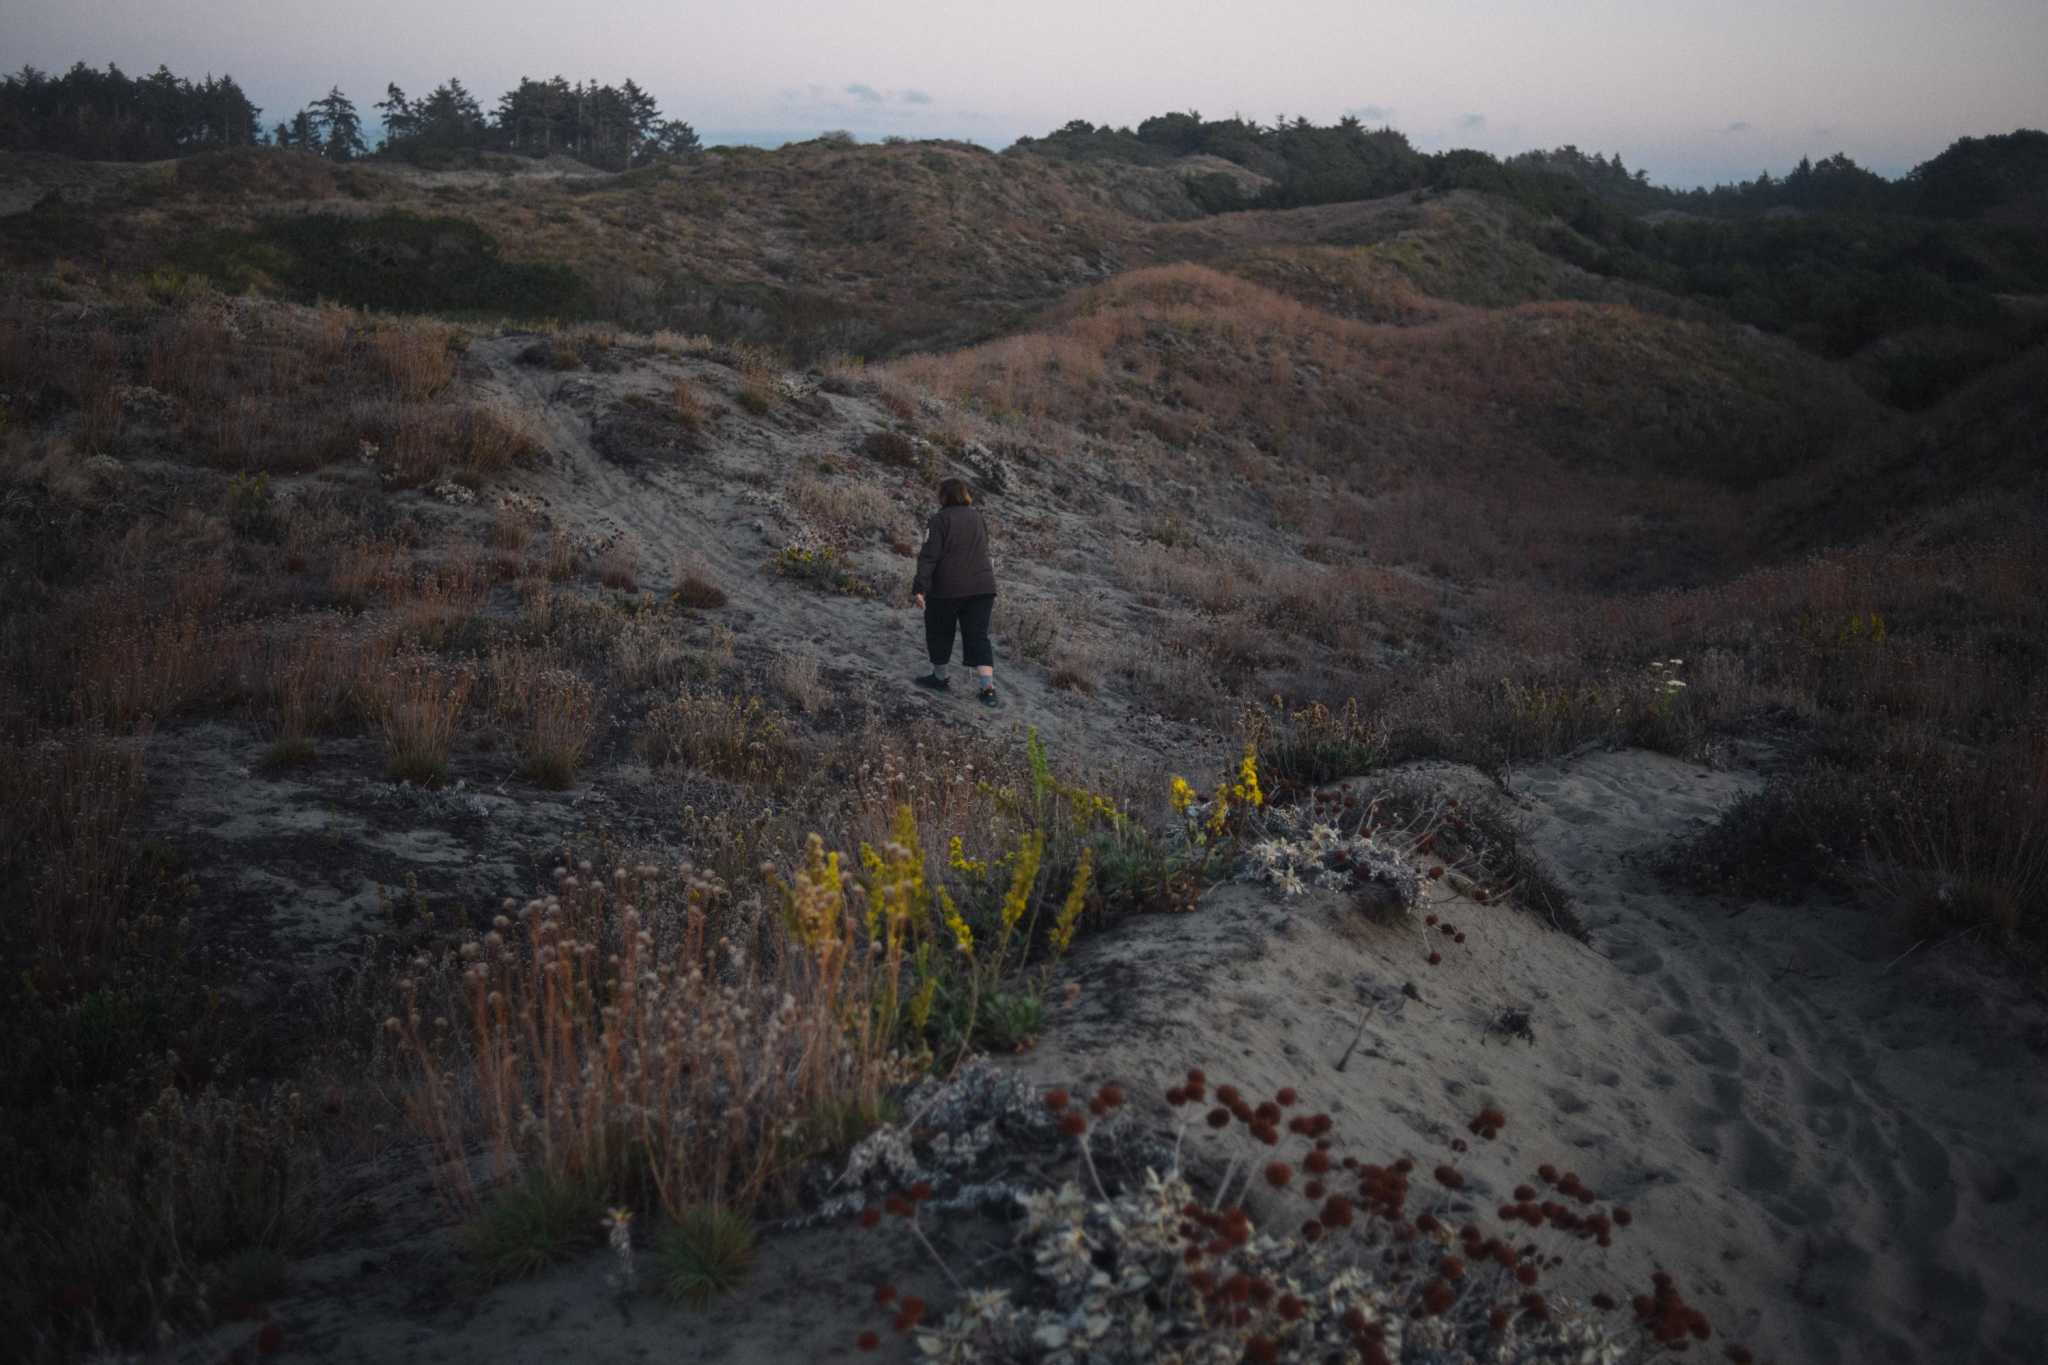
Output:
[1207, 784, 1231, 835]
[939, 884, 974, 956]
[1170, 775, 1196, 812]
[999, 830, 1045, 934]
[1048, 847, 1095, 956]
[947, 835, 986, 879]
[1231, 751, 1263, 809]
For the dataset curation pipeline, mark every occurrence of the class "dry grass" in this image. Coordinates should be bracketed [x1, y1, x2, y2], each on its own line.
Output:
[789, 473, 898, 543]
[263, 623, 353, 764]
[392, 856, 900, 1220]
[0, 724, 148, 972]
[639, 691, 796, 785]
[609, 616, 698, 691]
[594, 542, 639, 592]
[359, 654, 475, 786]
[672, 376, 706, 431]
[69, 564, 231, 730]
[517, 668, 598, 789]
[776, 650, 828, 714]
[395, 553, 491, 649]
[330, 537, 409, 608]
[545, 531, 579, 583]
[371, 325, 458, 401]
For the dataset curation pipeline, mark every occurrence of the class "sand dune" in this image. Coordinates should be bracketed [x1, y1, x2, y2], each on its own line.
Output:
[1025, 749, 2048, 1365]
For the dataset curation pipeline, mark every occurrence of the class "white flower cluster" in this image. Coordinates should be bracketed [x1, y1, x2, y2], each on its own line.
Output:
[1238, 806, 1422, 910]
[798, 1060, 1055, 1227]
[914, 1168, 1626, 1364]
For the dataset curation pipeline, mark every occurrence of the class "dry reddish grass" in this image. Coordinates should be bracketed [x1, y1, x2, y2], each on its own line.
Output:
[594, 542, 639, 592]
[358, 653, 476, 786]
[370, 325, 457, 401]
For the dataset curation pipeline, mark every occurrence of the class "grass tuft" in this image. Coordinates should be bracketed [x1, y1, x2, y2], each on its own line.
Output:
[655, 1205, 757, 1307]
[460, 1172, 604, 1288]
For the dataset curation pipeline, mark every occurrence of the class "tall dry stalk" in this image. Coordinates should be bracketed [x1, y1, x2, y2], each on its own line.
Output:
[360, 654, 474, 786]
[519, 669, 597, 789]
[392, 858, 899, 1218]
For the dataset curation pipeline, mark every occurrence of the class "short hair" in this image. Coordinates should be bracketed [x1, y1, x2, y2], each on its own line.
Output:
[938, 477, 973, 507]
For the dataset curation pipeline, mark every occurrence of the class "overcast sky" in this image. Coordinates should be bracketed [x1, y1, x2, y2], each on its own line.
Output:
[8, 0, 2045, 186]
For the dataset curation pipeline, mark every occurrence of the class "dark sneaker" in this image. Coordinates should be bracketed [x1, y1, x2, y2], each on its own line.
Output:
[913, 672, 951, 691]
[979, 685, 1000, 708]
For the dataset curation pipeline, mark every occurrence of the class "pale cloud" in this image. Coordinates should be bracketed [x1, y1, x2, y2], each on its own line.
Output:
[1724, 120, 1752, 133]
[844, 82, 883, 103]
[901, 88, 932, 105]
[1347, 103, 1395, 121]
[1457, 112, 1486, 130]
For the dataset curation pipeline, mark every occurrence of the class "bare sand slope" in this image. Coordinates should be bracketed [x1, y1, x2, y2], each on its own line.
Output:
[1021, 749, 2048, 1365]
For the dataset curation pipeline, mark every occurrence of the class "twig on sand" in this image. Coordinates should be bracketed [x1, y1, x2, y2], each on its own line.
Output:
[1335, 1004, 1379, 1073]
[1879, 939, 1927, 974]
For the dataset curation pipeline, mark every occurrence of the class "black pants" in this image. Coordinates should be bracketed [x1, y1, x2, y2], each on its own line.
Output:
[925, 593, 996, 669]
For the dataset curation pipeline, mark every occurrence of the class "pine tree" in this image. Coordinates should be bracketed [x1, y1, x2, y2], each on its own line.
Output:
[310, 86, 364, 161]
[376, 83, 418, 148]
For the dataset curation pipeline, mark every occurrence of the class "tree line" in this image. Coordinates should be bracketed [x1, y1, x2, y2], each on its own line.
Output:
[0, 63, 262, 160]
[0, 63, 700, 172]
[1016, 111, 2048, 223]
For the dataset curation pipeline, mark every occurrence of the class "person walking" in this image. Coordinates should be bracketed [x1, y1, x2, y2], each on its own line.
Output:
[911, 476, 1000, 707]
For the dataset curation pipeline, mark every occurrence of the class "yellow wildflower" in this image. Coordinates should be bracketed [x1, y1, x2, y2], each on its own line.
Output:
[947, 835, 986, 879]
[939, 884, 974, 956]
[999, 830, 1045, 934]
[1048, 847, 1095, 956]
[1231, 750, 1263, 809]
[1169, 775, 1197, 813]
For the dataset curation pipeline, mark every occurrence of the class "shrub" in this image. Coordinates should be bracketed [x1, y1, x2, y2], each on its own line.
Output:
[671, 572, 729, 610]
[777, 650, 828, 713]
[773, 544, 874, 597]
[594, 543, 639, 592]
[1048, 663, 1096, 695]
[1005, 598, 1060, 664]
[655, 1206, 757, 1307]
[639, 691, 796, 785]
[610, 617, 697, 691]
[881, 1075, 1727, 1363]
[861, 429, 920, 468]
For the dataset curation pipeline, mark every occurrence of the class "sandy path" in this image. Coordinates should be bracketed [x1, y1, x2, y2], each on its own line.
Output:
[1021, 748, 2048, 1364]
[470, 337, 1221, 782]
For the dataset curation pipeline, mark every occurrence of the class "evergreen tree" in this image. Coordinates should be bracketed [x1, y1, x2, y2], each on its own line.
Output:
[310, 86, 364, 161]
[376, 83, 418, 147]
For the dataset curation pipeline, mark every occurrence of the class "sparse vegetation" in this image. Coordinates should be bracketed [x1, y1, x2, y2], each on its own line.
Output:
[0, 82, 2040, 1365]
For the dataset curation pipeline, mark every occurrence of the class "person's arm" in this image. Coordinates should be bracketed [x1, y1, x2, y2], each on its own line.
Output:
[912, 513, 944, 604]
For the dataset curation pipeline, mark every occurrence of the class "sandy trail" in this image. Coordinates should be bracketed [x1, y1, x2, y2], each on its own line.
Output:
[1022, 748, 2048, 1365]
[470, 336, 1220, 781]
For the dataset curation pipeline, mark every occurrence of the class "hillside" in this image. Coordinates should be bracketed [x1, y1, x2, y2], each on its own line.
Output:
[3, 140, 2046, 1365]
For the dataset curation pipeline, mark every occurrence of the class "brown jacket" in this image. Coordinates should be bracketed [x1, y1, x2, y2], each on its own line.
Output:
[912, 505, 998, 599]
